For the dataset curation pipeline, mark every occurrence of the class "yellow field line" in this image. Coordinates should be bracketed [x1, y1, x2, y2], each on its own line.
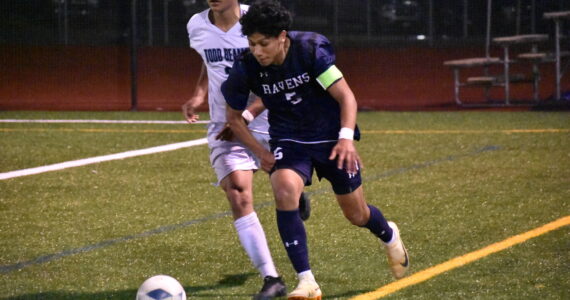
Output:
[0, 128, 206, 134]
[351, 215, 570, 300]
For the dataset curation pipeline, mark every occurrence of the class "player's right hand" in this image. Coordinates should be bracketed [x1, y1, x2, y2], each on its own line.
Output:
[182, 98, 200, 123]
[259, 150, 276, 173]
[329, 139, 363, 174]
[215, 123, 234, 141]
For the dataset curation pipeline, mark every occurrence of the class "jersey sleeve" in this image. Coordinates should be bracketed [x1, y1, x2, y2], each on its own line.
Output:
[186, 13, 200, 48]
[222, 59, 251, 111]
[312, 35, 343, 90]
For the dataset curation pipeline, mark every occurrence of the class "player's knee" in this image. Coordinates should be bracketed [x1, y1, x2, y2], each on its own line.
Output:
[223, 182, 251, 201]
[221, 177, 250, 196]
[272, 186, 298, 208]
[222, 179, 243, 192]
[227, 187, 251, 200]
[272, 186, 290, 201]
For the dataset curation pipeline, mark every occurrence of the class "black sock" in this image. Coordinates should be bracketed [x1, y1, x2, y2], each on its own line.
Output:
[276, 209, 310, 273]
[362, 204, 393, 243]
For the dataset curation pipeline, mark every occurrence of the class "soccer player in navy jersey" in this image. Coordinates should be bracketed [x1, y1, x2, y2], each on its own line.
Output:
[221, 1, 409, 298]
[182, 0, 310, 298]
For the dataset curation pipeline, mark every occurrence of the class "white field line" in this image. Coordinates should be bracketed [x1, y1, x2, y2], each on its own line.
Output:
[0, 138, 208, 181]
[0, 119, 209, 124]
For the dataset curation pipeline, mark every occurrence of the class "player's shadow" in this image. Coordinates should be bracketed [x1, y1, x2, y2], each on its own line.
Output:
[9, 272, 257, 299]
[187, 272, 257, 297]
[325, 289, 373, 298]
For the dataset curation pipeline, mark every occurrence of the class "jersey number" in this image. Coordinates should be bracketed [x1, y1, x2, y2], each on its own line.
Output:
[285, 92, 302, 105]
[273, 147, 284, 160]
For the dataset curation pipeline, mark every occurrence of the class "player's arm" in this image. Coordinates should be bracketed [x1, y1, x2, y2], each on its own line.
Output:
[245, 97, 266, 118]
[182, 63, 208, 123]
[226, 106, 275, 172]
[311, 36, 361, 172]
[222, 61, 275, 172]
[215, 97, 266, 141]
[326, 77, 363, 174]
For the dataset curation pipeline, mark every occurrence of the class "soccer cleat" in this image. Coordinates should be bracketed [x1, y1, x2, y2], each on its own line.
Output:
[384, 221, 409, 279]
[253, 276, 287, 300]
[298, 192, 311, 221]
[287, 277, 321, 300]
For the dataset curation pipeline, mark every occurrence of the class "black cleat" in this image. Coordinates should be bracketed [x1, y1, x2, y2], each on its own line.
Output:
[253, 276, 287, 300]
[299, 192, 311, 221]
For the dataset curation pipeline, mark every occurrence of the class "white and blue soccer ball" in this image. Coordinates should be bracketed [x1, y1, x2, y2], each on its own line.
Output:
[136, 275, 186, 300]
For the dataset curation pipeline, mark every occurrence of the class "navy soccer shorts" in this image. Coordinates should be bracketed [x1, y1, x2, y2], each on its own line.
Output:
[269, 140, 362, 195]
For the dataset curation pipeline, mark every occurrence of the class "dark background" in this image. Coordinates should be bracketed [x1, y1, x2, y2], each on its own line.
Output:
[1, 0, 568, 110]
[3, 0, 568, 47]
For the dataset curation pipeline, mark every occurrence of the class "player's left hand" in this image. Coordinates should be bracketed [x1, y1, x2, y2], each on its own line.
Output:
[329, 139, 363, 174]
[215, 123, 234, 141]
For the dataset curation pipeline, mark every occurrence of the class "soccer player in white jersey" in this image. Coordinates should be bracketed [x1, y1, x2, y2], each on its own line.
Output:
[182, 1, 308, 299]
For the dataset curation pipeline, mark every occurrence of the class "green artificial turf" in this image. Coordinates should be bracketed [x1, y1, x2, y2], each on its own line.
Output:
[0, 111, 568, 299]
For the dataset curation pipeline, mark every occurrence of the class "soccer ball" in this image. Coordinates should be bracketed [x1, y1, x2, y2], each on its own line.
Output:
[136, 275, 186, 300]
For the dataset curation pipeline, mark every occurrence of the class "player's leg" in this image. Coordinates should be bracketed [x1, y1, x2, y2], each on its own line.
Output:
[313, 140, 409, 280]
[335, 186, 409, 279]
[220, 171, 286, 299]
[255, 131, 311, 221]
[211, 137, 285, 299]
[220, 170, 255, 218]
[271, 169, 321, 300]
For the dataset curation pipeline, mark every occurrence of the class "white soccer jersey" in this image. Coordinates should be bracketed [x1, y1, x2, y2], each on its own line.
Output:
[187, 4, 268, 133]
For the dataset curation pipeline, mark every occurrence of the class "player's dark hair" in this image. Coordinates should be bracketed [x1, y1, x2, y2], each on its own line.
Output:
[240, 0, 292, 37]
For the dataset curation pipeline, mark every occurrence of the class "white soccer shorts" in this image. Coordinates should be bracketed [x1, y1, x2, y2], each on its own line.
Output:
[207, 125, 270, 185]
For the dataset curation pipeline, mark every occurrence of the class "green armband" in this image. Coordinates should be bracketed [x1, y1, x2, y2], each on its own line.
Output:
[316, 65, 343, 90]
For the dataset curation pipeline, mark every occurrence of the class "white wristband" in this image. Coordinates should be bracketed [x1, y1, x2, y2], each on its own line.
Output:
[338, 127, 354, 140]
[241, 110, 254, 124]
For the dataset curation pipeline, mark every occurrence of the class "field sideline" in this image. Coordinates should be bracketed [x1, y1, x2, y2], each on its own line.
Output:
[0, 111, 568, 299]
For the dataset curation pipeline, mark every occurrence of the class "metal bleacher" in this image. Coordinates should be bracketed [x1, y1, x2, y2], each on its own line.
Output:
[444, 1, 569, 107]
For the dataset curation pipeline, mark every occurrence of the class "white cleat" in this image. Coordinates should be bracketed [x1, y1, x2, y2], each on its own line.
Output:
[385, 221, 410, 279]
[287, 276, 322, 300]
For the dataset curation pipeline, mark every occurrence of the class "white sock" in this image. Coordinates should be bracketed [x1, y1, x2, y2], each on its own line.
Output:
[234, 212, 279, 278]
[297, 270, 316, 282]
[384, 223, 398, 246]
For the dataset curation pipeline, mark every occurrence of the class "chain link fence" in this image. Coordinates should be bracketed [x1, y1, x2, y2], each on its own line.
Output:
[1, 0, 568, 47]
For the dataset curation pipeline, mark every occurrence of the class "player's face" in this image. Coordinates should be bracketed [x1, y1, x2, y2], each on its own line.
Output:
[207, 0, 237, 13]
[247, 31, 288, 66]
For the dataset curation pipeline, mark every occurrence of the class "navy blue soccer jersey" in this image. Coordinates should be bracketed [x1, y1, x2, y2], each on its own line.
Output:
[222, 31, 359, 143]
